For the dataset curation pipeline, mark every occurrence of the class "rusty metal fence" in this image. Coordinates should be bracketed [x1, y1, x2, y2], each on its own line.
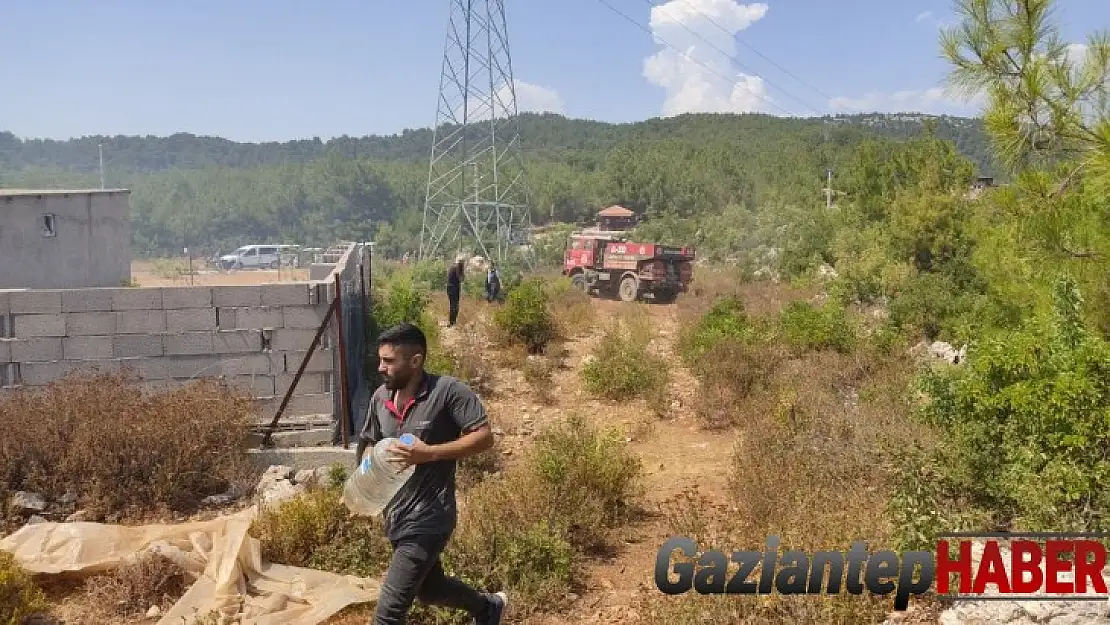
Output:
[259, 241, 372, 449]
[332, 243, 372, 444]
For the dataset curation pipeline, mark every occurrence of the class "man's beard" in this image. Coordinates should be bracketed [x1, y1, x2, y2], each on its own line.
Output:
[383, 371, 411, 390]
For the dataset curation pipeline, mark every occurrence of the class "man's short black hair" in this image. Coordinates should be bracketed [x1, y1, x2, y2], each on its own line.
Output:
[378, 322, 428, 356]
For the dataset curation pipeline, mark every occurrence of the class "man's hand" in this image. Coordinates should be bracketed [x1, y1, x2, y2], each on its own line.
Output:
[388, 437, 437, 467]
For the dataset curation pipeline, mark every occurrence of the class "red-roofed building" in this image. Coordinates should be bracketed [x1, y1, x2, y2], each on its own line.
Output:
[596, 205, 637, 231]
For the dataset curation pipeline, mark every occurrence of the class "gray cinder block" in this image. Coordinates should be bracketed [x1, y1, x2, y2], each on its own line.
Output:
[66, 312, 117, 336]
[212, 286, 262, 308]
[165, 308, 217, 332]
[64, 336, 114, 360]
[160, 286, 213, 309]
[12, 314, 67, 338]
[10, 291, 63, 314]
[111, 288, 163, 311]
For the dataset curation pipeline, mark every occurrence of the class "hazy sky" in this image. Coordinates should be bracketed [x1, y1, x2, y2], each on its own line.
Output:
[1, 0, 1105, 142]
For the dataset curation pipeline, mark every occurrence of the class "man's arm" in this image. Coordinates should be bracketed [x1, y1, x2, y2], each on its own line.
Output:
[354, 399, 381, 464]
[436, 381, 493, 459]
[388, 380, 494, 465]
[422, 423, 493, 461]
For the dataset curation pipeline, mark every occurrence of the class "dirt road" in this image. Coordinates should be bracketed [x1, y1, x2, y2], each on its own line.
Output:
[440, 296, 736, 624]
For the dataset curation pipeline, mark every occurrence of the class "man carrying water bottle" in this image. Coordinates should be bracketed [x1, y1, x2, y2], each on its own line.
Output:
[355, 322, 507, 625]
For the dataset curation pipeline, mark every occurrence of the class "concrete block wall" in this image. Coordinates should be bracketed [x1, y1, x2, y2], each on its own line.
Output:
[0, 253, 361, 423]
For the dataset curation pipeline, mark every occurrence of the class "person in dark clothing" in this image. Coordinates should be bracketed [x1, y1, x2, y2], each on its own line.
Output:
[484, 263, 501, 303]
[356, 323, 507, 625]
[446, 260, 465, 326]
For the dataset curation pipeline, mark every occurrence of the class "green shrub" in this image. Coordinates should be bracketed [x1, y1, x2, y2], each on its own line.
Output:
[441, 415, 642, 619]
[443, 474, 576, 619]
[887, 271, 964, 341]
[895, 276, 1110, 541]
[365, 269, 465, 382]
[0, 550, 47, 625]
[778, 300, 857, 354]
[678, 295, 764, 364]
[370, 271, 430, 331]
[868, 320, 910, 356]
[250, 478, 391, 578]
[530, 414, 644, 551]
[409, 260, 448, 291]
[492, 279, 557, 354]
[581, 321, 668, 404]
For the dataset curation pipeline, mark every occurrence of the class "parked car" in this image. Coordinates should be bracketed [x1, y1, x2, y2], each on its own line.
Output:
[219, 244, 299, 270]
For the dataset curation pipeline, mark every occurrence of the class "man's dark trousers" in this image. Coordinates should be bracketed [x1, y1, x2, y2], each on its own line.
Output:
[447, 285, 460, 325]
[374, 532, 489, 624]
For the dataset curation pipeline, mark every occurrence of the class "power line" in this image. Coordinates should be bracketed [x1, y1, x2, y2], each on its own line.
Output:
[649, 0, 863, 115]
[595, 0, 793, 116]
[636, 0, 824, 116]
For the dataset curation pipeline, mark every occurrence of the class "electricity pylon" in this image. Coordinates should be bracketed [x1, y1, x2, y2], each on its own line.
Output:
[418, 0, 535, 267]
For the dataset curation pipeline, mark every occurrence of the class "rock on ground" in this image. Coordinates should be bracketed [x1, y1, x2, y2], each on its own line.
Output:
[909, 341, 968, 365]
[254, 465, 306, 506]
[11, 491, 47, 513]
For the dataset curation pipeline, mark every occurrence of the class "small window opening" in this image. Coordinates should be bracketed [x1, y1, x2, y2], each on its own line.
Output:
[42, 214, 57, 237]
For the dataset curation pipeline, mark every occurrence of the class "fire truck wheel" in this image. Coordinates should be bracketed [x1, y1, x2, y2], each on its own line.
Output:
[619, 275, 639, 302]
[571, 274, 587, 292]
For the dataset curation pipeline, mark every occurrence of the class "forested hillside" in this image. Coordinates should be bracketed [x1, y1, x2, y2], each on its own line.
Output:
[0, 113, 995, 257]
[0, 112, 993, 174]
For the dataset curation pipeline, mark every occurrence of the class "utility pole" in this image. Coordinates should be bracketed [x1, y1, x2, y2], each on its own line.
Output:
[824, 168, 833, 209]
[98, 143, 105, 190]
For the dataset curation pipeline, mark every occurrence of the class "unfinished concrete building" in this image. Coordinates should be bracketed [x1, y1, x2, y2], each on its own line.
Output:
[0, 189, 133, 290]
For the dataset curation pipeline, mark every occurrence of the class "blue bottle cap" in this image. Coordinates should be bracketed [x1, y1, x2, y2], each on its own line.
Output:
[399, 433, 416, 445]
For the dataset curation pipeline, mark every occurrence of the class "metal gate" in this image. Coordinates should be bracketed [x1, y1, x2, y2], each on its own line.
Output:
[333, 243, 372, 445]
[258, 241, 373, 449]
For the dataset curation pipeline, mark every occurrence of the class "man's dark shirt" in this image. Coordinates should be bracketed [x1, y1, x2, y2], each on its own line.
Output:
[447, 266, 461, 291]
[356, 373, 488, 542]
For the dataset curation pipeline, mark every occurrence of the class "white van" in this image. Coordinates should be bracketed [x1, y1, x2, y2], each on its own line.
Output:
[219, 244, 298, 270]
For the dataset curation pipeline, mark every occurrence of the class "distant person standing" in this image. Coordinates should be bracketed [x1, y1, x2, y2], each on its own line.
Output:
[485, 263, 501, 303]
[446, 259, 465, 327]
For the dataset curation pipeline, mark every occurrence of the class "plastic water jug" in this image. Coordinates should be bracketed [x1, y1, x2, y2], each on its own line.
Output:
[342, 433, 418, 517]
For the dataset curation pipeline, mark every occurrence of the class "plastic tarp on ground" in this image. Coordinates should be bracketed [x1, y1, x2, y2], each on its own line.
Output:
[0, 505, 381, 625]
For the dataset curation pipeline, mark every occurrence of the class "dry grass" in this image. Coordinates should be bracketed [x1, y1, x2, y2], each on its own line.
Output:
[638, 341, 930, 623]
[547, 279, 596, 338]
[83, 553, 189, 619]
[679, 270, 821, 325]
[456, 426, 507, 490]
[521, 350, 563, 405]
[640, 276, 935, 623]
[0, 372, 258, 528]
[689, 339, 786, 430]
[438, 319, 497, 397]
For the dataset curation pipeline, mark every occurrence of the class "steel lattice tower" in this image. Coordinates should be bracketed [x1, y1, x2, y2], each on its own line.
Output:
[419, 0, 534, 266]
